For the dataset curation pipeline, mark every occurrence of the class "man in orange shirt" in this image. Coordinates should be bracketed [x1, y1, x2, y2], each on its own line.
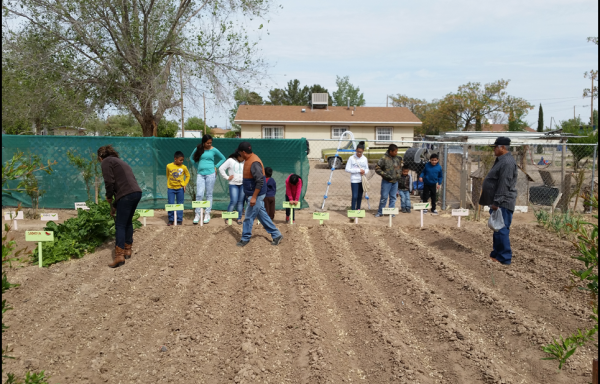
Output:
[236, 142, 283, 247]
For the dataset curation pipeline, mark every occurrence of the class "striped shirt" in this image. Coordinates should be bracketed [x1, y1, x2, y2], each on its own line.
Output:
[479, 152, 518, 211]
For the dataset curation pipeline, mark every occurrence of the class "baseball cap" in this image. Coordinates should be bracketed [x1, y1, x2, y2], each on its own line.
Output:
[490, 137, 511, 147]
[237, 142, 252, 153]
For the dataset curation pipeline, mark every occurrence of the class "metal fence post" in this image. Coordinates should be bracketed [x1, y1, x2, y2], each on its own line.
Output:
[590, 144, 598, 214]
[442, 144, 448, 210]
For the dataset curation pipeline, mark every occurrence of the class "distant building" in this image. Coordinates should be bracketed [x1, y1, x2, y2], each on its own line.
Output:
[234, 104, 421, 143]
[176, 128, 233, 138]
[50, 126, 87, 136]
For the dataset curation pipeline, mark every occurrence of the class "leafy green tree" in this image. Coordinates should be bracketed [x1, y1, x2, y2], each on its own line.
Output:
[103, 115, 142, 137]
[559, 117, 599, 170]
[332, 76, 365, 107]
[185, 117, 207, 133]
[283, 79, 309, 106]
[2, 27, 92, 134]
[5, 0, 274, 137]
[157, 119, 178, 138]
[537, 104, 544, 132]
[507, 109, 528, 131]
[229, 88, 263, 129]
[266, 88, 287, 106]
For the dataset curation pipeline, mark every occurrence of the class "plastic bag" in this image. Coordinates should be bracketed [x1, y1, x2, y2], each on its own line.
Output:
[488, 208, 505, 232]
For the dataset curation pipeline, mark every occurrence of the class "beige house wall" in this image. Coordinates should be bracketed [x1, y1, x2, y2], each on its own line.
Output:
[240, 124, 416, 142]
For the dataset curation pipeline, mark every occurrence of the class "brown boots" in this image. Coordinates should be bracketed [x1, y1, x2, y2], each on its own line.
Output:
[109, 246, 126, 268]
[124, 243, 132, 259]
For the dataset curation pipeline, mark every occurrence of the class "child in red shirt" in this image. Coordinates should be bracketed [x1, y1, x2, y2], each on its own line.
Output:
[285, 174, 302, 223]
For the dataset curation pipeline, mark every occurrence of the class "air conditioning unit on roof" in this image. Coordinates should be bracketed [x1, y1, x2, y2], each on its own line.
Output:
[311, 93, 328, 110]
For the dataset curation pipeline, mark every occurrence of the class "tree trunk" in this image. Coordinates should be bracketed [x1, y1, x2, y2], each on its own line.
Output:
[140, 113, 156, 137]
[475, 116, 482, 131]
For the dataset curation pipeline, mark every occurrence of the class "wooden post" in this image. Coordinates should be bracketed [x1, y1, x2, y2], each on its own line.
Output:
[180, 65, 185, 137]
[94, 177, 99, 204]
[593, 359, 598, 384]
[460, 145, 468, 208]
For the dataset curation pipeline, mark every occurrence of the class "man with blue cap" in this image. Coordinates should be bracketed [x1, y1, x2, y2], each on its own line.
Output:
[479, 137, 518, 265]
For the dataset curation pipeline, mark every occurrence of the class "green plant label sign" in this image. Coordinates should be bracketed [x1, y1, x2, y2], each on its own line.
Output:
[40, 213, 59, 221]
[192, 201, 210, 208]
[283, 202, 300, 208]
[222, 212, 238, 219]
[165, 204, 184, 211]
[452, 209, 469, 217]
[4, 211, 24, 220]
[74, 202, 89, 210]
[413, 203, 430, 211]
[25, 231, 54, 242]
[136, 209, 155, 217]
[347, 210, 366, 218]
[382, 208, 399, 215]
[313, 212, 330, 220]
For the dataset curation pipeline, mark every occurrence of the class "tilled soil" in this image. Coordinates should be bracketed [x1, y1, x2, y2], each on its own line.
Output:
[2, 221, 597, 383]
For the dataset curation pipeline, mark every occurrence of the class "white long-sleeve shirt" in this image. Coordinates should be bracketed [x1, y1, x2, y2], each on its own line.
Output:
[345, 155, 369, 183]
[219, 158, 244, 185]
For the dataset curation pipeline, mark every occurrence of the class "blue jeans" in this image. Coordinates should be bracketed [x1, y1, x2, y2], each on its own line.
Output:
[377, 180, 398, 215]
[351, 183, 364, 210]
[241, 194, 282, 242]
[398, 190, 411, 210]
[195, 173, 216, 216]
[489, 207, 514, 264]
[228, 184, 245, 220]
[115, 192, 142, 249]
[167, 188, 184, 222]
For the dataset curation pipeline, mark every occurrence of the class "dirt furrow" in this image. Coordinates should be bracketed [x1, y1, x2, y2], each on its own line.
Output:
[317, 225, 440, 383]
[389, 226, 589, 383]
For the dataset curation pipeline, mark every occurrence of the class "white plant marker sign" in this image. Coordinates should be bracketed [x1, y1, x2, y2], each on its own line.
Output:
[40, 213, 59, 221]
[165, 204, 184, 226]
[413, 203, 430, 228]
[26, 230, 54, 268]
[136, 209, 155, 227]
[348, 210, 365, 224]
[4, 211, 24, 230]
[313, 212, 330, 225]
[452, 208, 469, 228]
[222, 211, 238, 226]
[382, 207, 399, 228]
[192, 201, 210, 226]
[74, 202, 89, 210]
[283, 202, 300, 225]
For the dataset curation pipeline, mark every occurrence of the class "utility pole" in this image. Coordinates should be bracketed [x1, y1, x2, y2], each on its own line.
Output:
[180, 66, 184, 138]
[592, 75, 595, 128]
[203, 92, 207, 136]
[386, 95, 388, 107]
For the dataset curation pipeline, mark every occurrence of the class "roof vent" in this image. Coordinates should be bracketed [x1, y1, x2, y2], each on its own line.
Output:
[311, 93, 328, 110]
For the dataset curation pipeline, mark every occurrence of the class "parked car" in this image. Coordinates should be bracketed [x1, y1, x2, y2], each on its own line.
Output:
[321, 139, 407, 169]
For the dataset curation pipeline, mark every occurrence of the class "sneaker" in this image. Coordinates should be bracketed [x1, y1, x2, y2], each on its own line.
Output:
[167, 221, 174, 226]
[422, 209, 428, 214]
[236, 240, 249, 247]
[392, 215, 396, 218]
[374, 213, 383, 218]
[271, 236, 283, 246]
[177, 222, 183, 226]
[237, 219, 243, 225]
[431, 210, 439, 215]
[204, 215, 210, 224]
[406, 209, 412, 213]
[193, 214, 200, 225]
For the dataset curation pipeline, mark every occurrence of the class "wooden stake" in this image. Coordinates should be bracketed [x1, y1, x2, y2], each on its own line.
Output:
[593, 359, 598, 384]
[143, 217, 147, 227]
[420, 210, 424, 228]
[174, 211, 177, 226]
[388, 214, 393, 228]
[200, 208, 204, 227]
[38, 241, 42, 268]
[458, 216, 461, 228]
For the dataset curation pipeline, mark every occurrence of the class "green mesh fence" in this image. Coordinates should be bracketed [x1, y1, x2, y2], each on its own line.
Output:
[2, 136, 310, 210]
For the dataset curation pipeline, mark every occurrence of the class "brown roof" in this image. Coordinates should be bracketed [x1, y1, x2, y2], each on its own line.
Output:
[211, 128, 230, 134]
[482, 124, 536, 133]
[234, 105, 421, 125]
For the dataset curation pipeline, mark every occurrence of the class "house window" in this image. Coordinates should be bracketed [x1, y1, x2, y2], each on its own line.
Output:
[376, 127, 393, 141]
[263, 126, 284, 139]
[331, 126, 349, 139]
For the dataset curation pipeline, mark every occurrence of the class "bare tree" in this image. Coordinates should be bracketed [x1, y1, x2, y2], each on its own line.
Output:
[4, 0, 273, 136]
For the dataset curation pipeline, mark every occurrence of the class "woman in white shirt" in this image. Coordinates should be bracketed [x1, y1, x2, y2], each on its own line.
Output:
[345, 141, 369, 212]
[219, 151, 245, 224]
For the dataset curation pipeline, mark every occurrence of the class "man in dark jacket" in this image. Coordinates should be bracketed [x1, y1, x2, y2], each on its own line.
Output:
[479, 137, 518, 265]
[375, 144, 402, 217]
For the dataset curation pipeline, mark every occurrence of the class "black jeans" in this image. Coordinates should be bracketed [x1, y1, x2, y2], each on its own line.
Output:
[115, 192, 142, 248]
[422, 184, 437, 211]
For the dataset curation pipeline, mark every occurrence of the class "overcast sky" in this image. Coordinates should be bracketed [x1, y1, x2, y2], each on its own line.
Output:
[191, 0, 598, 129]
